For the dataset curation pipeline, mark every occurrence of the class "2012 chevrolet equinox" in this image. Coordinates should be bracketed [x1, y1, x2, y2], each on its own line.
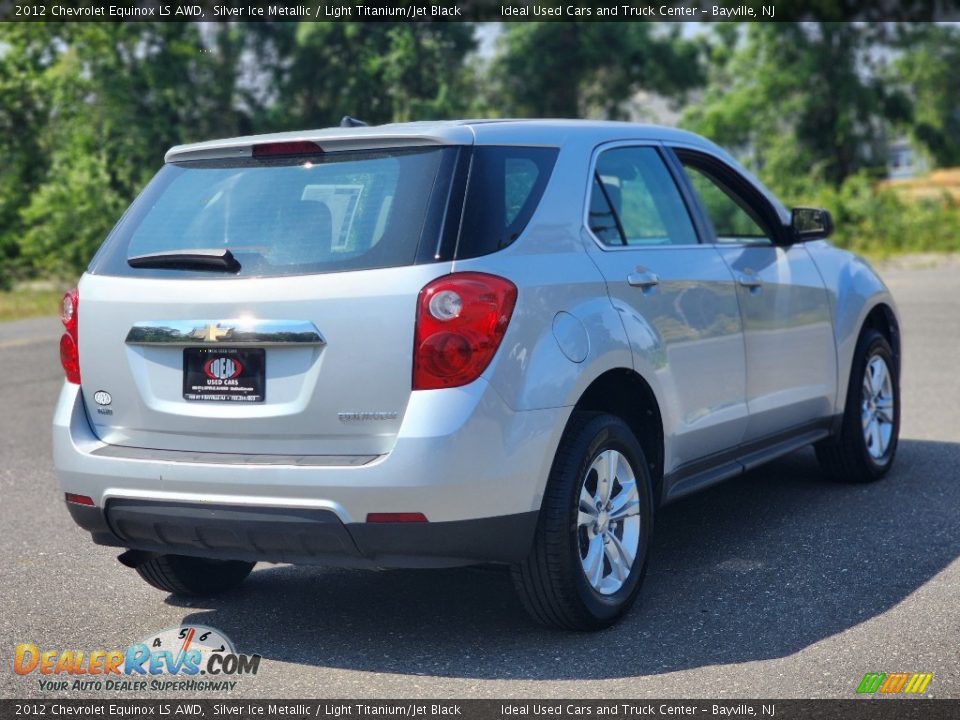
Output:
[54, 120, 901, 629]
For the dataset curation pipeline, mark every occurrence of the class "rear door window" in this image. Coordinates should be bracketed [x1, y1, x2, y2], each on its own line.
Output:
[588, 146, 699, 247]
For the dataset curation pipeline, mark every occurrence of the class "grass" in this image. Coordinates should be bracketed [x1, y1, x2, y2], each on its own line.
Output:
[0, 285, 67, 322]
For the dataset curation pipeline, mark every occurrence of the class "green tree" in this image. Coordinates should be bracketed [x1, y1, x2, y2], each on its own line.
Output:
[683, 23, 910, 191]
[5, 24, 252, 277]
[892, 24, 960, 168]
[487, 23, 702, 119]
[251, 23, 478, 130]
[0, 25, 60, 287]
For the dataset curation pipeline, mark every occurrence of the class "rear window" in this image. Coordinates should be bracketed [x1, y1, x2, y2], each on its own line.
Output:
[90, 147, 457, 278]
[89, 144, 558, 278]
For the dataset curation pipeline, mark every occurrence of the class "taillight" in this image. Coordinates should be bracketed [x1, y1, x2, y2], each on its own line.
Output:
[413, 273, 517, 391]
[59, 288, 80, 384]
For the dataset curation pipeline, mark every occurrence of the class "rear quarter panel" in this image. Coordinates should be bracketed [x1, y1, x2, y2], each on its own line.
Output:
[452, 136, 647, 510]
[459, 134, 637, 414]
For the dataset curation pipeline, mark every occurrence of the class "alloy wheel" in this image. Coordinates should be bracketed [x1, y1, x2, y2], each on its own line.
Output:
[577, 449, 642, 595]
[861, 354, 895, 460]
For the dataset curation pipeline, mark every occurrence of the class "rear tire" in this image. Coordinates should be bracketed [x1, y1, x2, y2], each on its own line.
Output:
[816, 328, 899, 483]
[513, 412, 653, 630]
[135, 554, 255, 596]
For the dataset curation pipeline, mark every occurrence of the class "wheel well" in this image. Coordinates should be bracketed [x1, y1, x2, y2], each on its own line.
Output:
[574, 369, 665, 506]
[863, 304, 901, 374]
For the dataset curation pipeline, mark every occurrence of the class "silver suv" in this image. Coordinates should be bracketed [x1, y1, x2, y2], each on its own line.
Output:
[54, 120, 901, 630]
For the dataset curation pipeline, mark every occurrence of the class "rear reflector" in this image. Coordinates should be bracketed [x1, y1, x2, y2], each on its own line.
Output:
[65, 493, 95, 507]
[366, 512, 428, 523]
[252, 141, 323, 158]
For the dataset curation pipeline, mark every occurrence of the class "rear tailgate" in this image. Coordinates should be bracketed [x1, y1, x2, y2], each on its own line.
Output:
[78, 266, 449, 456]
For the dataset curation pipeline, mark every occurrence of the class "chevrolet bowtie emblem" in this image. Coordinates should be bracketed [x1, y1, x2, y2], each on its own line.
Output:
[192, 323, 232, 342]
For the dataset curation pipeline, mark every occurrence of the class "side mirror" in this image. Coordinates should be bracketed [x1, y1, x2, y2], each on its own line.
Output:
[790, 207, 833, 242]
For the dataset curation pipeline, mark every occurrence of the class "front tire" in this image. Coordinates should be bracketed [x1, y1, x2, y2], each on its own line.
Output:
[513, 412, 653, 630]
[816, 328, 900, 483]
[135, 554, 255, 596]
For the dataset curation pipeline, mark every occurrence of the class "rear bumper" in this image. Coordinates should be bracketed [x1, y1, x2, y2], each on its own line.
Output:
[54, 381, 567, 566]
[67, 499, 538, 567]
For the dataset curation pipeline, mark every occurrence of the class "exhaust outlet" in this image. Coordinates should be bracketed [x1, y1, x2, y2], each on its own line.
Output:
[117, 549, 159, 569]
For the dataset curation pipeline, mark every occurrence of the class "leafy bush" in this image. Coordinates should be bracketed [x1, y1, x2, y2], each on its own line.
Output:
[19, 150, 128, 279]
[787, 172, 960, 258]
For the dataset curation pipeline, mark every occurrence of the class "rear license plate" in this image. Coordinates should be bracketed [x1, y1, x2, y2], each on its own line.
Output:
[183, 348, 265, 402]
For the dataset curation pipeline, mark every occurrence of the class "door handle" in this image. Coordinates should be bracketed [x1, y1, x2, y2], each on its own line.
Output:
[627, 271, 660, 290]
[736, 273, 763, 290]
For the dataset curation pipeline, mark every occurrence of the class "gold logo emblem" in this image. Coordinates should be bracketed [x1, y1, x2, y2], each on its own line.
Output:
[192, 323, 231, 342]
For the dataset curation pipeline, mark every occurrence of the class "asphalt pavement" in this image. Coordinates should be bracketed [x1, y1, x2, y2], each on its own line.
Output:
[1, 262, 957, 699]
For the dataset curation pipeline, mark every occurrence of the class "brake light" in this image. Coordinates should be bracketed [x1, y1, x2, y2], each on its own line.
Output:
[59, 288, 80, 384]
[252, 141, 323, 157]
[413, 273, 517, 391]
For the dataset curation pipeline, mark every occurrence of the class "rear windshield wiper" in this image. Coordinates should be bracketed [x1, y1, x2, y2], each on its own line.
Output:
[127, 248, 241, 273]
